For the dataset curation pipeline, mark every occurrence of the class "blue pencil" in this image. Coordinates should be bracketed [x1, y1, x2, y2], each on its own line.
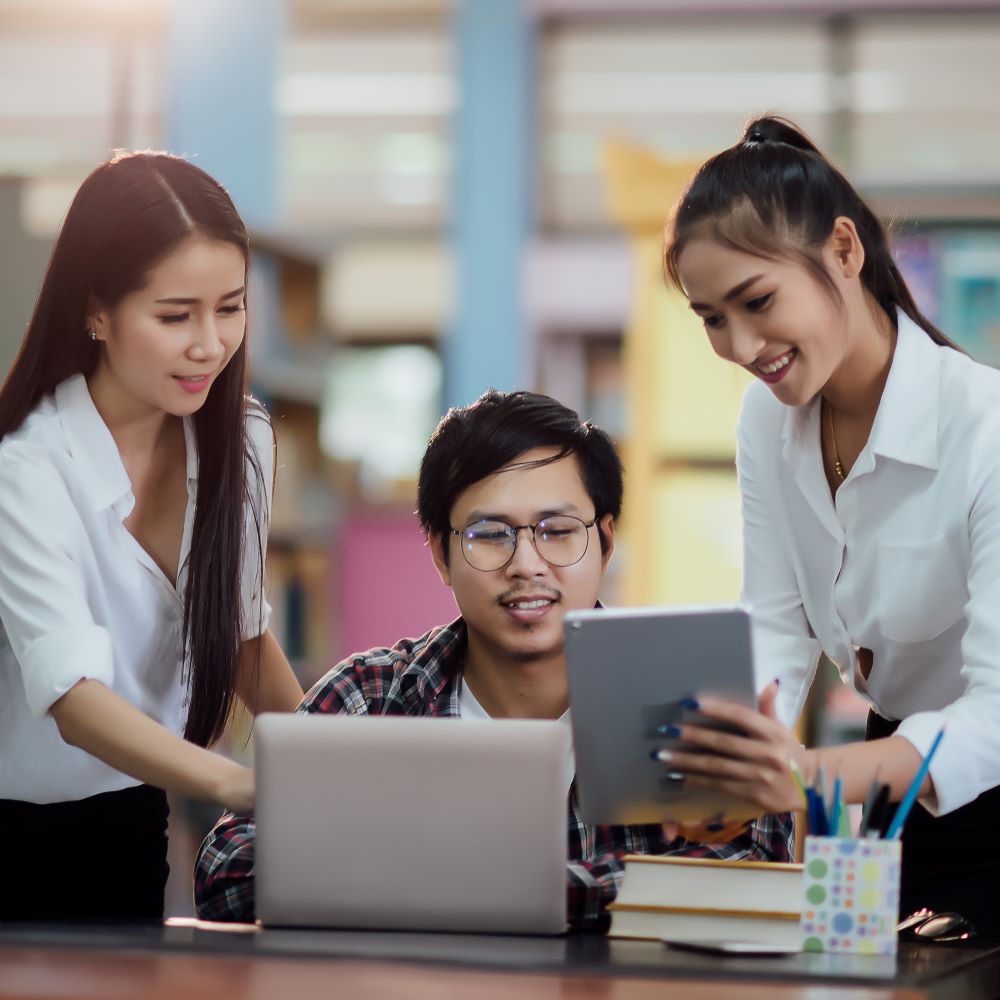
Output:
[829, 775, 843, 838]
[885, 727, 946, 840]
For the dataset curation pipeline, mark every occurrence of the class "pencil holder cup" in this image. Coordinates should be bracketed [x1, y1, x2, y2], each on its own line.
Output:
[800, 836, 901, 955]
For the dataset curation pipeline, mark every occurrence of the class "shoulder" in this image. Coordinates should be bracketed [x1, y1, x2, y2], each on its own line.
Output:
[245, 397, 274, 458]
[938, 346, 1000, 418]
[0, 397, 74, 508]
[301, 621, 463, 715]
[935, 347, 1000, 456]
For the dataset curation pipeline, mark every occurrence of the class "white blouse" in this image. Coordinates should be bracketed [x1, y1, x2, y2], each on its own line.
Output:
[0, 374, 272, 803]
[739, 311, 1000, 817]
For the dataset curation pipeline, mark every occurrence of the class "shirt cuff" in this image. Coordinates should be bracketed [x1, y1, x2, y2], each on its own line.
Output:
[20, 624, 114, 718]
[895, 710, 967, 817]
[750, 631, 822, 728]
[241, 594, 272, 642]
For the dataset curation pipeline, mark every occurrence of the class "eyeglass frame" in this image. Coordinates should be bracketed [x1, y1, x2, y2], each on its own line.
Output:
[448, 514, 600, 572]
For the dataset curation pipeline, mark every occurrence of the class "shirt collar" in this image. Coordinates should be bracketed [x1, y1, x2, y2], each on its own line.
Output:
[867, 310, 940, 470]
[781, 309, 941, 472]
[401, 616, 468, 715]
[54, 374, 132, 513]
[54, 375, 199, 513]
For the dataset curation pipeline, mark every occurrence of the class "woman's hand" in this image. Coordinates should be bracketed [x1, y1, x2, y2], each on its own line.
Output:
[215, 761, 255, 815]
[655, 682, 806, 816]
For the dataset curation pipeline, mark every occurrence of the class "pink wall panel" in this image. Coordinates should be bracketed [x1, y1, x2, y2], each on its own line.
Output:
[335, 513, 459, 660]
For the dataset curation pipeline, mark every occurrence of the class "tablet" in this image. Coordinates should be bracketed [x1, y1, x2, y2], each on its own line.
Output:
[564, 605, 759, 825]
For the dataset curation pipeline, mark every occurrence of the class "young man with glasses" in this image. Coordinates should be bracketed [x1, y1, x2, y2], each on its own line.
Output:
[194, 390, 793, 928]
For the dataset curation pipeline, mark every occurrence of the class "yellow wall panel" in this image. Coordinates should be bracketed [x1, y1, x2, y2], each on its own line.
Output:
[648, 276, 752, 461]
[647, 469, 743, 606]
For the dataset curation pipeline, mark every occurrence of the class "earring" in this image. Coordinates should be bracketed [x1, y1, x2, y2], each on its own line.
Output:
[87, 328, 97, 341]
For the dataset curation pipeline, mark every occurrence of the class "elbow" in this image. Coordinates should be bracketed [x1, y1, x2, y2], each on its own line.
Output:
[48, 680, 89, 749]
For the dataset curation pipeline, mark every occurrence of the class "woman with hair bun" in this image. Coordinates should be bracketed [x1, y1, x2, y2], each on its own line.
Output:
[0, 152, 303, 922]
[659, 116, 1000, 934]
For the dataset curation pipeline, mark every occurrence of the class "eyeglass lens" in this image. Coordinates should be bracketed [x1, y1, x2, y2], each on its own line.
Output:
[459, 516, 590, 570]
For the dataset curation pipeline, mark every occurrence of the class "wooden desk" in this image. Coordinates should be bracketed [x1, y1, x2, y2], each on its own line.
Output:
[0, 923, 997, 1000]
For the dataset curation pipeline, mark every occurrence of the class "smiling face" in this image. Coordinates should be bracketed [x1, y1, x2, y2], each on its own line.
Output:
[87, 235, 247, 419]
[676, 234, 853, 408]
[431, 447, 615, 669]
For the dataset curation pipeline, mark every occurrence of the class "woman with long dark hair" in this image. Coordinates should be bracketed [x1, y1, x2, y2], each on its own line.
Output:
[0, 152, 303, 921]
[658, 116, 1000, 936]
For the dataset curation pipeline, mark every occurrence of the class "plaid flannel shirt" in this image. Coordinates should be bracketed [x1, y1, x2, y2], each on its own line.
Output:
[195, 618, 795, 929]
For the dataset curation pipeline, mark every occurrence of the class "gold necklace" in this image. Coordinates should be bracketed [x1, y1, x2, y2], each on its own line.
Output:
[827, 401, 846, 482]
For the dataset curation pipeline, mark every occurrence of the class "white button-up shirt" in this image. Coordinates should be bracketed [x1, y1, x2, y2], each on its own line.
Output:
[0, 374, 272, 803]
[739, 311, 1000, 817]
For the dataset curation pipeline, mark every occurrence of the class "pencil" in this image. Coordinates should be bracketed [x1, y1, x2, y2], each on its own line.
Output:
[829, 774, 843, 838]
[788, 758, 809, 809]
[885, 727, 946, 840]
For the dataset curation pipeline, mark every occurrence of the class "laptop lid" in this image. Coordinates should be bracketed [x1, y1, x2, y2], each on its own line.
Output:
[254, 714, 569, 934]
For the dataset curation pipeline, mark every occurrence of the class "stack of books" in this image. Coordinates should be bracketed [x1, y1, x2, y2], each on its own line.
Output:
[608, 854, 804, 947]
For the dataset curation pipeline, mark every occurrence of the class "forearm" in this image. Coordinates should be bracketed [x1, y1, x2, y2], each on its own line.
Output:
[237, 630, 303, 715]
[804, 735, 928, 804]
[50, 678, 249, 808]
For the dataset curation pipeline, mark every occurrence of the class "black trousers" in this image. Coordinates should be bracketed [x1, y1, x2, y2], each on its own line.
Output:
[0, 784, 169, 923]
[866, 711, 1000, 939]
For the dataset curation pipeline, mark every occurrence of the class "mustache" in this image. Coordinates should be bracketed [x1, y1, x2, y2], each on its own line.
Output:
[495, 586, 561, 605]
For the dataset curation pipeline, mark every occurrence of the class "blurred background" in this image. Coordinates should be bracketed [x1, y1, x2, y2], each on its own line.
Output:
[1, 0, 998, 910]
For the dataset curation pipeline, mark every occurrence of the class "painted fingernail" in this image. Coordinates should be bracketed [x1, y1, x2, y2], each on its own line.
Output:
[680, 698, 700, 711]
[651, 748, 673, 762]
[664, 771, 686, 782]
[656, 724, 682, 738]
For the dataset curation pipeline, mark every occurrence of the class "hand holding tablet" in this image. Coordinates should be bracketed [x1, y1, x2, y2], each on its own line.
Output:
[565, 606, 765, 825]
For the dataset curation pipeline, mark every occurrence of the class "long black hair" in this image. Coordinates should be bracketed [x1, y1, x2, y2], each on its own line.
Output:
[0, 151, 267, 747]
[664, 115, 958, 350]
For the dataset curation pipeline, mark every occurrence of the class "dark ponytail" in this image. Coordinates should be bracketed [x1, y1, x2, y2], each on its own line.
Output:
[664, 115, 958, 350]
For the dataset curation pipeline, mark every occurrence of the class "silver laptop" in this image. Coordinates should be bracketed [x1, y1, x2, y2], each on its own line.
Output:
[254, 714, 570, 934]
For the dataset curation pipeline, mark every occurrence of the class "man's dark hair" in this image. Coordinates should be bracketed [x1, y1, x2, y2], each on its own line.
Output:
[417, 389, 623, 562]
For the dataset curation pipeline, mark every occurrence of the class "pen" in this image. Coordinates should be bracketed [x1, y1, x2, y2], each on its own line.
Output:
[885, 727, 946, 840]
[858, 768, 882, 836]
[814, 767, 829, 836]
[805, 787, 820, 835]
[865, 784, 891, 839]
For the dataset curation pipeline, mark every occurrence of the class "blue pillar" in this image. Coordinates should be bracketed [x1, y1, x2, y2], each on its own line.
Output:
[164, 0, 283, 231]
[447, 0, 535, 408]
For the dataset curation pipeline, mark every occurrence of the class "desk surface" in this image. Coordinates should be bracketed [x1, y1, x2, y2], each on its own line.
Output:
[1, 922, 998, 1000]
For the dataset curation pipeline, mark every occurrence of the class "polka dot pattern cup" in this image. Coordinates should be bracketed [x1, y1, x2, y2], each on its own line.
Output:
[800, 835, 901, 955]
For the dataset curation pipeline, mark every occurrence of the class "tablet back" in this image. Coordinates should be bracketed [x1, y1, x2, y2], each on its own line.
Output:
[564, 605, 758, 825]
[254, 714, 569, 933]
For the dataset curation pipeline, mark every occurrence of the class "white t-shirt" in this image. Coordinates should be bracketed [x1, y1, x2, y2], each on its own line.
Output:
[458, 678, 576, 796]
[0, 374, 272, 803]
[739, 311, 1000, 816]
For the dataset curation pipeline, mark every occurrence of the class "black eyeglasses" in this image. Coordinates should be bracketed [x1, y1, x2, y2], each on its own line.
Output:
[449, 515, 598, 572]
[897, 908, 977, 943]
